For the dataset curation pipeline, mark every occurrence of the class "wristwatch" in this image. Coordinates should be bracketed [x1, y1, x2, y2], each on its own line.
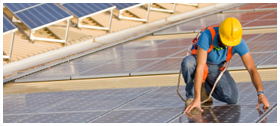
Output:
[257, 91, 265, 96]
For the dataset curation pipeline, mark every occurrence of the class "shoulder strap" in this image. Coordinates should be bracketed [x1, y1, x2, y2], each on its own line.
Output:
[207, 27, 216, 53]
[226, 46, 233, 62]
[191, 25, 218, 55]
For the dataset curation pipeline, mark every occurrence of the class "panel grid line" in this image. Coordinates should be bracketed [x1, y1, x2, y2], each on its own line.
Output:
[14, 90, 90, 123]
[85, 87, 159, 123]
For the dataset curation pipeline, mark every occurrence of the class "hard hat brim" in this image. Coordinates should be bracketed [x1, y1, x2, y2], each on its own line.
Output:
[220, 35, 242, 46]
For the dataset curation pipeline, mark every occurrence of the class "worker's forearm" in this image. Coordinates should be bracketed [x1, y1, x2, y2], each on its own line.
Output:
[249, 68, 264, 92]
[194, 65, 204, 100]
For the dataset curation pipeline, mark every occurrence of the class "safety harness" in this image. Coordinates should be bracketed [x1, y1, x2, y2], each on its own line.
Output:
[191, 25, 233, 83]
[177, 25, 233, 104]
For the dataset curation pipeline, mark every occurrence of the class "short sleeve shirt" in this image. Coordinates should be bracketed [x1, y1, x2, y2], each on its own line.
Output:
[196, 27, 249, 65]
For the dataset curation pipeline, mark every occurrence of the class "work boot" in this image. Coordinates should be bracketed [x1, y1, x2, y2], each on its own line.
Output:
[201, 83, 213, 103]
[185, 98, 199, 115]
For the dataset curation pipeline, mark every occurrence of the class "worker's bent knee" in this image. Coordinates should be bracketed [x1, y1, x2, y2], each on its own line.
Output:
[181, 55, 196, 69]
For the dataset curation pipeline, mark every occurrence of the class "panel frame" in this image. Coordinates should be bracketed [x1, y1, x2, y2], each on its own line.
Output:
[116, 3, 151, 22]
[149, 3, 177, 13]
[10, 3, 73, 44]
[3, 15, 18, 61]
[61, 3, 116, 31]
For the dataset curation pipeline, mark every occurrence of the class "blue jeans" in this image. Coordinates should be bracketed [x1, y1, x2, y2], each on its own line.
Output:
[181, 55, 239, 104]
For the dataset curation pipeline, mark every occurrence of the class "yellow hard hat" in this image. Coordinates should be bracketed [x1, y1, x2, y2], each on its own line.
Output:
[219, 17, 242, 46]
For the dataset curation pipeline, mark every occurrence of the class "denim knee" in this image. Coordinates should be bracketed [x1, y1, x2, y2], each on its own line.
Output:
[181, 55, 196, 70]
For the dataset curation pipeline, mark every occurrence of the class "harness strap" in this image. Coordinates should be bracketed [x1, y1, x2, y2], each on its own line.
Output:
[220, 46, 233, 70]
[191, 26, 217, 55]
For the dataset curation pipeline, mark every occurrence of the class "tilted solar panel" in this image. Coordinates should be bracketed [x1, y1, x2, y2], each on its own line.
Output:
[4, 3, 40, 13]
[3, 15, 17, 33]
[111, 3, 139, 10]
[61, 3, 115, 18]
[14, 3, 72, 30]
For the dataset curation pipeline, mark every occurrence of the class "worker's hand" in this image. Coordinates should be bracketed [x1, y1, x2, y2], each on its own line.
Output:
[256, 94, 270, 109]
[184, 98, 204, 114]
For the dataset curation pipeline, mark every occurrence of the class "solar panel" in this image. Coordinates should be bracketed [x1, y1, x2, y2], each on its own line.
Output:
[111, 3, 139, 10]
[61, 3, 115, 18]
[14, 3, 72, 30]
[4, 3, 41, 13]
[3, 15, 17, 34]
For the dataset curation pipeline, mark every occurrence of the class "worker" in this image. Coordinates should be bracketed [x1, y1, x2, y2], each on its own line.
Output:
[181, 17, 270, 114]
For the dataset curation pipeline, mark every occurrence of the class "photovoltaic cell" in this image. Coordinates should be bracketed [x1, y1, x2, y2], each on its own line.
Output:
[156, 38, 192, 48]
[134, 58, 183, 73]
[14, 3, 72, 30]
[3, 15, 17, 33]
[4, 3, 40, 13]
[111, 3, 139, 10]
[76, 59, 160, 77]
[61, 3, 115, 18]
[121, 47, 186, 60]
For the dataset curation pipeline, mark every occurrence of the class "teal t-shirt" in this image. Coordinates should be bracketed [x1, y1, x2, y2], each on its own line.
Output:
[195, 27, 249, 65]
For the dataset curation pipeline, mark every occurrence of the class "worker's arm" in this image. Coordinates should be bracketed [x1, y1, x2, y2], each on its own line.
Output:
[241, 52, 270, 109]
[184, 46, 207, 114]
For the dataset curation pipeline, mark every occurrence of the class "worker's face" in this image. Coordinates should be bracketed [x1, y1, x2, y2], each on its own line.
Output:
[218, 36, 227, 48]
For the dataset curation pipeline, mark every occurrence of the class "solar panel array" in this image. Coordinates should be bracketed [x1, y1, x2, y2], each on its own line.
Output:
[3, 15, 17, 33]
[3, 80, 277, 123]
[3, 3, 145, 31]
[12, 3, 72, 30]
[61, 3, 115, 18]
